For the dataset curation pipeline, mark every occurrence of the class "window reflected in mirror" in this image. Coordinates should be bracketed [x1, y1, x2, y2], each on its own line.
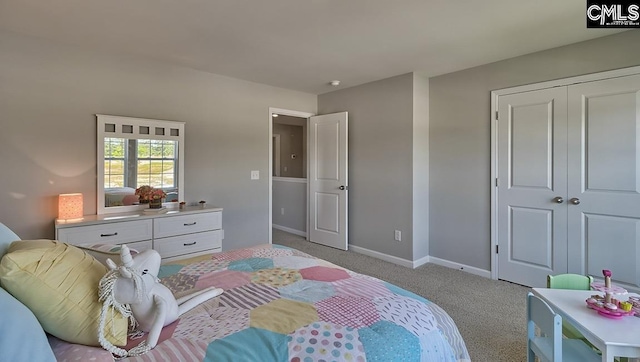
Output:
[97, 115, 184, 215]
[103, 138, 179, 207]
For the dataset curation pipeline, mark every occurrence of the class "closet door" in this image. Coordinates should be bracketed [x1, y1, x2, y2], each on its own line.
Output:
[496, 87, 568, 287]
[567, 74, 640, 289]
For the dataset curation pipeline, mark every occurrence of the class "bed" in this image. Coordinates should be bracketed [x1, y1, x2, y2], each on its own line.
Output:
[0, 225, 470, 362]
[104, 187, 139, 206]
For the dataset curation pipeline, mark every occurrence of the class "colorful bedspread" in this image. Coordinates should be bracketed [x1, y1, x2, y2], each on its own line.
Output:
[53, 244, 470, 361]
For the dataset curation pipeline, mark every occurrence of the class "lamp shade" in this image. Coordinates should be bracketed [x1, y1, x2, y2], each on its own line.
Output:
[58, 193, 83, 220]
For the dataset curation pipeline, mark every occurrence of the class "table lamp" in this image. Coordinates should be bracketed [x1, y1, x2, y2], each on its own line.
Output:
[58, 193, 83, 220]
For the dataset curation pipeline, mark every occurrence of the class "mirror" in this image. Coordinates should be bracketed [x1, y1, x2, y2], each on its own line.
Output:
[97, 115, 185, 215]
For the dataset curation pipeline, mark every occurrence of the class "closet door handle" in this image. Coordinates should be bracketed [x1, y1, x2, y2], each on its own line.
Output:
[552, 196, 564, 204]
[570, 198, 580, 205]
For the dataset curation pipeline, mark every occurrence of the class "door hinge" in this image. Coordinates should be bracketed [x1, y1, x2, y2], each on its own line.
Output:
[496, 245, 499, 254]
[495, 111, 499, 120]
[495, 178, 500, 187]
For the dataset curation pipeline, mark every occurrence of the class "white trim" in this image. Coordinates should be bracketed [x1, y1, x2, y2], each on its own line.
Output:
[429, 256, 492, 279]
[349, 245, 490, 278]
[273, 134, 281, 177]
[349, 245, 416, 268]
[490, 65, 640, 282]
[270, 108, 315, 119]
[272, 224, 307, 237]
[349, 245, 429, 268]
[273, 177, 308, 183]
[269, 107, 314, 245]
[490, 91, 498, 281]
[492, 65, 640, 97]
[412, 255, 430, 268]
[96, 114, 185, 215]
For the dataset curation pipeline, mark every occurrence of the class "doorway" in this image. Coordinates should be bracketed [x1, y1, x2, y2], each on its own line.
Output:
[271, 113, 308, 238]
[268, 108, 349, 250]
[268, 108, 314, 245]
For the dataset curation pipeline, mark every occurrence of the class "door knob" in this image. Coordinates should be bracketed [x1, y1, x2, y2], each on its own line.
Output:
[570, 198, 580, 205]
[338, 185, 348, 190]
[552, 196, 564, 204]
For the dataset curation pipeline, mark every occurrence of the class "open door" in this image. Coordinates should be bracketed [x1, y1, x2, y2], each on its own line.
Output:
[308, 112, 348, 250]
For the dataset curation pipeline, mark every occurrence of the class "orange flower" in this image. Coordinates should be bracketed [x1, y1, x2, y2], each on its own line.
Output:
[135, 185, 166, 200]
[149, 188, 167, 200]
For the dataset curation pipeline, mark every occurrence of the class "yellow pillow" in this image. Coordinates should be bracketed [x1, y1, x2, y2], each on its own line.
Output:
[76, 243, 139, 267]
[0, 240, 127, 346]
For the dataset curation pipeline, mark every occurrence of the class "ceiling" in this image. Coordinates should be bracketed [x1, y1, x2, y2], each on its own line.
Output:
[0, 0, 626, 94]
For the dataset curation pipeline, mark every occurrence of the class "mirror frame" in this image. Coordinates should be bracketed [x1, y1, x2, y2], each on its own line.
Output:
[96, 114, 185, 215]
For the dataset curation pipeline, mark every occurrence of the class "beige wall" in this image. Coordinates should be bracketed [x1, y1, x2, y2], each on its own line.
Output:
[319, 73, 419, 261]
[272, 179, 307, 233]
[429, 30, 640, 270]
[3, 26, 639, 270]
[0, 30, 316, 246]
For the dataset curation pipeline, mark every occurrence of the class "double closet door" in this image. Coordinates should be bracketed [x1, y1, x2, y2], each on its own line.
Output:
[496, 73, 640, 289]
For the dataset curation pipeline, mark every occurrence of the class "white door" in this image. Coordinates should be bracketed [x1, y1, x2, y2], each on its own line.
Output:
[496, 73, 640, 289]
[497, 87, 568, 287]
[567, 74, 640, 290]
[308, 112, 348, 250]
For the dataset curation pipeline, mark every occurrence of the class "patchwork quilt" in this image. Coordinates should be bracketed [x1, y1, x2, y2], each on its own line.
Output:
[52, 244, 470, 362]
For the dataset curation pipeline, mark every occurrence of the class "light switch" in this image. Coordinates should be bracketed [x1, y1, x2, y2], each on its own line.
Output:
[251, 170, 260, 180]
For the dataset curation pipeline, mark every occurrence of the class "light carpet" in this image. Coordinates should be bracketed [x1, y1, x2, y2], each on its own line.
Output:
[273, 228, 529, 362]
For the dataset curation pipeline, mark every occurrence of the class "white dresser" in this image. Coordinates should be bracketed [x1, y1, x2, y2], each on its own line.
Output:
[55, 206, 223, 262]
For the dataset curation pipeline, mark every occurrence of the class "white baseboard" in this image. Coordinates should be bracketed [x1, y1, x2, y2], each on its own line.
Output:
[349, 245, 490, 279]
[272, 224, 307, 238]
[349, 245, 419, 268]
[428, 256, 491, 278]
[412, 255, 430, 268]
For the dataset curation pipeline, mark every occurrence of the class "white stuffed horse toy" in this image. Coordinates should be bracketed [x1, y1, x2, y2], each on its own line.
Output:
[98, 245, 223, 357]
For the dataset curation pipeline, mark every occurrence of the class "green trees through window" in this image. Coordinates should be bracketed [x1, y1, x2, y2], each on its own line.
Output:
[104, 138, 177, 189]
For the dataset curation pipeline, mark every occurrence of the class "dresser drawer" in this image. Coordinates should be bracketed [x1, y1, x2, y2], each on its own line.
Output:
[57, 219, 153, 245]
[154, 211, 221, 238]
[154, 230, 222, 259]
[127, 239, 153, 253]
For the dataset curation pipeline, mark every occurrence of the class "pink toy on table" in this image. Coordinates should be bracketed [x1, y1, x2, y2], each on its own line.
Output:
[585, 269, 635, 319]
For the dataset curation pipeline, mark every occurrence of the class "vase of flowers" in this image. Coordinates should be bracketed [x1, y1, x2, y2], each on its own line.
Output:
[136, 185, 167, 208]
[148, 188, 167, 209]
[135, 185, 153, 204]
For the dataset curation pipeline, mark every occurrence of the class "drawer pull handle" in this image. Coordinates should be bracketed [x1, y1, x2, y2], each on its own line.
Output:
[184, 222, 197, 226]
[100, 232, 118, 237]
[184, 241, 197, 246]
